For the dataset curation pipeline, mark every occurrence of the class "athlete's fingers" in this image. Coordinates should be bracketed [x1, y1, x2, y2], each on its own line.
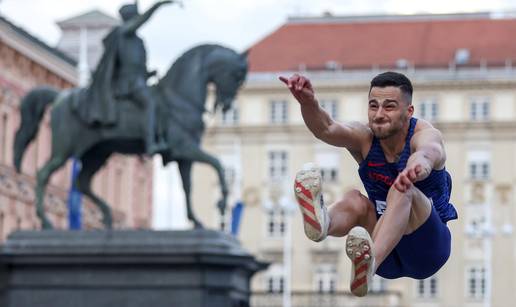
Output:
[304, 77, 313, 90]
[290, 73, 301, 85]
[394, 175, 406, 192]
[402, 176, 412, 188]
[407, 168, 417, 182]
[278, 76, 290, 87]
[280, 76, 305, 104]
[393, 180, 403, 192]
[399, 172, 410, 185]
[397, 172, 413, 192]
[280, 81, 312, 105]
[297, 76, 307, 91]
[279, 74, 301, 89]
[394, 180, 407, 193]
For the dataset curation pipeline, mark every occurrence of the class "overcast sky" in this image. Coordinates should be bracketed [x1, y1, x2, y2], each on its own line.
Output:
[3, 0, 516, 74]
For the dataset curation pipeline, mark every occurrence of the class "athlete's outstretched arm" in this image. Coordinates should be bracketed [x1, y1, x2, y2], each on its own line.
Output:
[394, 126, 446, 192]
[279, 74, 370, 154]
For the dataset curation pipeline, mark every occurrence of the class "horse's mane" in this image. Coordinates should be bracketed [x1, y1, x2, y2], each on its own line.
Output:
[160, 44, 230, 87]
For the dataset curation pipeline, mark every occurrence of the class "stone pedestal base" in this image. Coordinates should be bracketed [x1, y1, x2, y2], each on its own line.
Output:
[0, 230, 266, 307]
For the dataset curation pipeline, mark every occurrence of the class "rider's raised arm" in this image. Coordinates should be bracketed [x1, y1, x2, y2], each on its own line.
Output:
[122, 1, 173, 35]
[279, 74, 371, 155]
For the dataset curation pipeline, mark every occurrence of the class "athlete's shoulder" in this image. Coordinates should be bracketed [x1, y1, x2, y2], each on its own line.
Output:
[413, 117, 443, 136]
[410, 118, 445, 150]
[351, 121, 374, 144]
[351, 121, 374, 163]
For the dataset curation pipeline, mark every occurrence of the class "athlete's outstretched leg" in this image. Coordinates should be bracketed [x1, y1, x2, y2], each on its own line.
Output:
[327, 189, 377, 236]
[371, 185, 432, 268]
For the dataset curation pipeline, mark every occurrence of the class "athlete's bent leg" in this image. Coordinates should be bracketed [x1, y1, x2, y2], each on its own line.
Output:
[327, 189, 377, 236]
[294, 164, 377, 242]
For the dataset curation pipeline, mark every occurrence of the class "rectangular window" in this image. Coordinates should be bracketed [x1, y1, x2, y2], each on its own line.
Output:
[470, 97, 490, 121]
[268, 151, 288, 180]
[221, 156, 240, 194]
[467, 266, 486, 299]
[469, 161, 490, 180]
[267, 276, 284, 293]
[419, 98, 438, 121]
[468, 151, 490, 181]
[417, 275, 438, 298]
[270, 100, 288, 124]
[320, 168, 338, 183]
[218, 206, 231, 233]
[319, 99, 338, 120]
[267, 208, 285, 237]
[221, 106, 239, 125]
[430, 277, 437, 296]
[315, 151, 340, 184]
[266, 263, 285, 293]
[465, 216, 486, 237]
[223, 166, 236, 187]
[314, 264, 337, 293]
[370, 275, 387, 293]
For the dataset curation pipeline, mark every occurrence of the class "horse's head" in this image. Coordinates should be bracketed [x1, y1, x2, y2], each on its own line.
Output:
[205, 48, 249, 113]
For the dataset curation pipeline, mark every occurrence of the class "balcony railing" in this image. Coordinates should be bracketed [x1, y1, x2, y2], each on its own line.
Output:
[251, 290, 402, 307]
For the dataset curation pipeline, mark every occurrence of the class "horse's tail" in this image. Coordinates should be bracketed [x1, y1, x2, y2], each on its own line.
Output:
[13, 86, 59, 172]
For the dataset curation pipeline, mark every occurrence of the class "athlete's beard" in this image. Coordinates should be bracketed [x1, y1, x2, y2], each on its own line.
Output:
[371, 114, 407, 140]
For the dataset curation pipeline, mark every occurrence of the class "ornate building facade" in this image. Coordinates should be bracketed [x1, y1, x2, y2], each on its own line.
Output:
[0, 13, 153, 239]
[194, 12, 516, 307]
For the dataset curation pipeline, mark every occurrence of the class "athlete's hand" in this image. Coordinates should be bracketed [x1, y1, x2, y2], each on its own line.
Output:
[279, 74, 317, 107]
[394, 164, 430, 193]
[393, 169, 413, 193]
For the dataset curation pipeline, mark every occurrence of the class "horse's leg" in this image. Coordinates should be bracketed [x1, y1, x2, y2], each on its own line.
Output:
[177, 160, 203, 229]
[35, 155, 68, 229]
[77, 153, 112, 229]
[178, 146, 228, 222]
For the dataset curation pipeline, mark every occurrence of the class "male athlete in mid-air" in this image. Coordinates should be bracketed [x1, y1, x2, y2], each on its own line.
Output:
[280, 71, 457, 296]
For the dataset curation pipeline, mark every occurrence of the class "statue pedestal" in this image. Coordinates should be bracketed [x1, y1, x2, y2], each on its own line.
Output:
[0, 230, 266, 307]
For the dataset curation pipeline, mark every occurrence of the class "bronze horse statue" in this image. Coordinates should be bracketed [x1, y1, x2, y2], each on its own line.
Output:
[13, 44, 248, 229]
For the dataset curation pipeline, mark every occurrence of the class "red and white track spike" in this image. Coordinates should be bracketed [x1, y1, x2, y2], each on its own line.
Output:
[346, 226, 375, 297]
[293, 163, 329, 242]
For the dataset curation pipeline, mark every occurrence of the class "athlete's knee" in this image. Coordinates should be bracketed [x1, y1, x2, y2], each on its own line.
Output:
[386, 184, 415, 208]
[333, 189, 370, 217]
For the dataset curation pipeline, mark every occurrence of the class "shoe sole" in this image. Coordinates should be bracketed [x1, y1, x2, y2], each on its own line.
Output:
[294, 164, 325, 242]
[346, 226, 374, 297]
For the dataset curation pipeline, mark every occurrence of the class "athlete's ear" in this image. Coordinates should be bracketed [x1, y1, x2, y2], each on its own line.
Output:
[407, 104, 414, 117]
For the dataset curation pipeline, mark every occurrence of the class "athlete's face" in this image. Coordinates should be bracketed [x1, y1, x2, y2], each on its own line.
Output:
[367, 86, 414, 139]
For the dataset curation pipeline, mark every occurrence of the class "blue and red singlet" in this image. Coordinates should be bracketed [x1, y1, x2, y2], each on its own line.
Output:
[357, 117, 458, 279]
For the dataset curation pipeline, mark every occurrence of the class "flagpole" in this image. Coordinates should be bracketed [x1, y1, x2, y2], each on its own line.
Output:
[67, 26, 89, 230]
[281, 191, 295, 307]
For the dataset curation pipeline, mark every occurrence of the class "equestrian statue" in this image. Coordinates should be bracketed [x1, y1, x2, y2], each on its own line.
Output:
[12, 1, 248, 229]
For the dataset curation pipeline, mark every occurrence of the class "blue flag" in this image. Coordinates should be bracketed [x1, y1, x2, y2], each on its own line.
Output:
[67, 159, 82, 230]
[231, 201, 244, 236]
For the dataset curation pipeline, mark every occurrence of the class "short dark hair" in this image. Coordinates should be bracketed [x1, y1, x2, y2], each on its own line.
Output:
[370, 71, 413, 104]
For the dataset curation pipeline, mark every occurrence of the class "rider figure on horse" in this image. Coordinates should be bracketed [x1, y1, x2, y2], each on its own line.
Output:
[77, 1, 175, 155]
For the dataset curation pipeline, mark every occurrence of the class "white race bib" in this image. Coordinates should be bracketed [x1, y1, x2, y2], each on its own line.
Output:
[375, 200, 387, 215]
